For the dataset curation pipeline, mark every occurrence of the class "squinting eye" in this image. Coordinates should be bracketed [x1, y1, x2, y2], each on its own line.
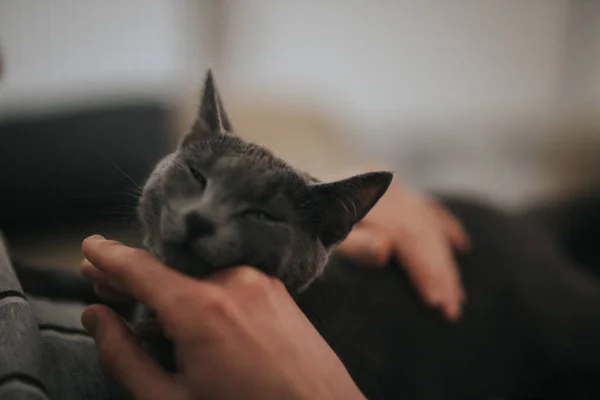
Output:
[242, 209, 280, 222]
[189, 166, 207, 189]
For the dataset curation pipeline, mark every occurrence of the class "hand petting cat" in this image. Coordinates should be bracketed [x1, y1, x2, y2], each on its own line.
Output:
[80, 235, 365, 400]
[331, 165, 471, 321]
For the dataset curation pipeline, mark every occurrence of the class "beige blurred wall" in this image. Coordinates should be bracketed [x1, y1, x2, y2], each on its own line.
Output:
[2, 1, 600, 206]
[195, 0, 598, 207]
[0, 0, 212, 119]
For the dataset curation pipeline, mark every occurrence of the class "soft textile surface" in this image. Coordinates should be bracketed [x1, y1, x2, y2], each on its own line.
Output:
[0, 234, 123, 400]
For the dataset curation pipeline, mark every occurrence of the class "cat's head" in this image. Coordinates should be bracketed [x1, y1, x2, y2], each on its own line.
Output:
[138, 70, 393, 293]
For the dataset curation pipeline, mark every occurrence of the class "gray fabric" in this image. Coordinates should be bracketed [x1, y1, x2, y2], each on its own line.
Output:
[0, 236, 124, 400]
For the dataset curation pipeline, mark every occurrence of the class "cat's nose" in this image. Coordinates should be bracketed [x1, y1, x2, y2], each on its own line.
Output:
[185, 211, 215, 241]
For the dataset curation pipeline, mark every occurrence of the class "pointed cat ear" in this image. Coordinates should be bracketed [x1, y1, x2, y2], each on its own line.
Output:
[184, 69, 234, 144]
[306, 171, 394, 247]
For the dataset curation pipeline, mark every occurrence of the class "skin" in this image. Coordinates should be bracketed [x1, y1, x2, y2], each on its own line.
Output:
[80, 235, 365, 400]
[329, 165, 471, 320]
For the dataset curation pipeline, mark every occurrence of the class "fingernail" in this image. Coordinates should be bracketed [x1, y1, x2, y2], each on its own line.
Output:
[86, 234, 106, 242]
[81, 307, 99, 336]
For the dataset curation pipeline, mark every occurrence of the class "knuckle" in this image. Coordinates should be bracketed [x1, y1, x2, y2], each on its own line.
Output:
[232, 265, 262, 280]
[200, 287, 235, 317]
[167, 286, 207, 310]
[398, 228, 420, 247]
[165, 286, 236, 341]
[231, 266, 271, 291]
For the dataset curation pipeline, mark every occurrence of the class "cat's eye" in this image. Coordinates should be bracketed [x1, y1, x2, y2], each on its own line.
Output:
[242, 209, 280, 223]
[189, 166, 207, 189]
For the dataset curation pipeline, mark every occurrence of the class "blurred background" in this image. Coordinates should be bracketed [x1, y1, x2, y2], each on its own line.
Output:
[0, 0, 599, 269]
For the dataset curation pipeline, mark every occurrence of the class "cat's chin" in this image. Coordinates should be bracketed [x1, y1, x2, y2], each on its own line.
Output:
[160, 242, 214, 278]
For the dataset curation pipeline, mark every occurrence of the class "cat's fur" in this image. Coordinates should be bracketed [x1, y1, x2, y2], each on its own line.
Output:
[133, 70, 600, 399]
[138, 71, 393, 294]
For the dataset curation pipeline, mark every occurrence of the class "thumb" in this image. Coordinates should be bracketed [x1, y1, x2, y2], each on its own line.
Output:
[335, 227, 392, 268]
[82, 305, 184, 400]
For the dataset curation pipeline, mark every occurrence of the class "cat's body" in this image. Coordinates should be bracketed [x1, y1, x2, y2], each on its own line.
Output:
[301, 198, 600, 399]
[11, 71, 600, 399]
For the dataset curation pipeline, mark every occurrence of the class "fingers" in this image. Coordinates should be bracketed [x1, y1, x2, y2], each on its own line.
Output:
[340, 203, 467, 320]
[335, 228, 392, 267]
[134, 318, 166, 342]
[411, 200, 469, 316]
[81, 305, 184, 400]
[80, 258, 107, 284]
[81, 235, 194, 313]
[394, 238, 464, 321]
[208, 266, 293, 316]
[81, 258, 133, 302]
[429, 202, 471, 253]
[94, 283, 133, 302]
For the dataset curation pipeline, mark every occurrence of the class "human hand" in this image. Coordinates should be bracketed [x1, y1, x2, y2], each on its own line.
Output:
[80, 235, 365, 400]
[331, 165, 471, 321]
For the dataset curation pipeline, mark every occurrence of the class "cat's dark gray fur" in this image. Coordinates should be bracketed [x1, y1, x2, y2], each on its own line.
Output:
[138, 71, 392, 294]
[134, 70, 600, 399]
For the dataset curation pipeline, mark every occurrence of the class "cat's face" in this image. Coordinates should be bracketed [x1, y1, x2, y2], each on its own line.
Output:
[138, 71, 392, 293]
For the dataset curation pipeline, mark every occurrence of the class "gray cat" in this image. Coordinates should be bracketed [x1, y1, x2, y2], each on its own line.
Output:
[138, 71, 392, 295]
[135, 70, 600, 400]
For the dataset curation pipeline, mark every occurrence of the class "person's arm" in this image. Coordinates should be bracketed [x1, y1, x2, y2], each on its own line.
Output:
[80, 235, 365, 400]
[328, 164, 470, 321]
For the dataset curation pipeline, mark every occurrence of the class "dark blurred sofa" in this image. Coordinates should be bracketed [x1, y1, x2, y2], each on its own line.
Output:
[0, 102, 172, 235]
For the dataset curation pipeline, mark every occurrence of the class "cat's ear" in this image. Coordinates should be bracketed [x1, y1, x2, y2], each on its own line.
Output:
[306, 171, 393, 247]
[184, 69, 234, 144]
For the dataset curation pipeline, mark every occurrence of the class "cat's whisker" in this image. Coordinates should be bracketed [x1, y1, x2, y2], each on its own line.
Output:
[113, 190, 143, 201]
[99, 155, 144, 192]
[109, 205, 159, 219]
